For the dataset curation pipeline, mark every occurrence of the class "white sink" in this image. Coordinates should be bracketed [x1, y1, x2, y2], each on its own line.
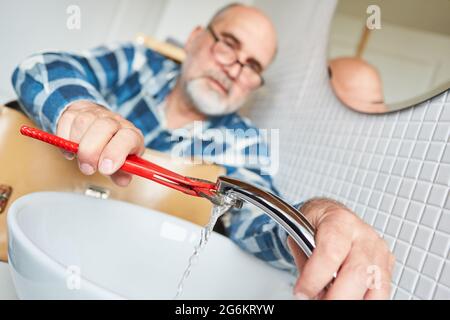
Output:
[7, 192, 295, 299]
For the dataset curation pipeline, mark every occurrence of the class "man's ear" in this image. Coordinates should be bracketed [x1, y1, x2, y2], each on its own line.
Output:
[184, 26, 204, 52]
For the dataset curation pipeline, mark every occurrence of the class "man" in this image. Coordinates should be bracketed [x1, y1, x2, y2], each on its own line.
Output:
[12, 3, 394, 299]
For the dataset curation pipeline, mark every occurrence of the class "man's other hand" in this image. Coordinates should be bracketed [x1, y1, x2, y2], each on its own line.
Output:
[56, 101, 145, 186]
[287, 198, 395, 300]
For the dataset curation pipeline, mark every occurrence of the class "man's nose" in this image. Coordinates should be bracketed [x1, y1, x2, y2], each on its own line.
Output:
[223, 62, 242, 80]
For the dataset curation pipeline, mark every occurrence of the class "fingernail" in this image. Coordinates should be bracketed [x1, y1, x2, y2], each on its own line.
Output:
[294, 292, 310, 300]
[80, 163, 95, 175]
[63, 151, 75, 160]
[100, 159, 114, 175]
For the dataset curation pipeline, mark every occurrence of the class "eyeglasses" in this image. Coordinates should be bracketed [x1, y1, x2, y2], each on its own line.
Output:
[207, 25, 265, 89]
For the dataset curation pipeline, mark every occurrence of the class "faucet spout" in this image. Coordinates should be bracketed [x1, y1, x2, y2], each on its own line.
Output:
[216, 176, 316, 258]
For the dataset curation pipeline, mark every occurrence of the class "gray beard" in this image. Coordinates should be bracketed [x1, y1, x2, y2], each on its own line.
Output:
[185, 78, 231, 116]
[183, 68, 245, 116]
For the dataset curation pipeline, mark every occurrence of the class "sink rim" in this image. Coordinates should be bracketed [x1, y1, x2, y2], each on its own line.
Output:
[7, 191, 294, 300]
[6, 191, 194, 299]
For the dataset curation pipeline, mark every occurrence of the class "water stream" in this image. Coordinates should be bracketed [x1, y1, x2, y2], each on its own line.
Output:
[173, 197, 235, 299]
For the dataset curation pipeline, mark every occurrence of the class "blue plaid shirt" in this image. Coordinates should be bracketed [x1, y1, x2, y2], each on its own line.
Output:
[12, 42, 296, 271]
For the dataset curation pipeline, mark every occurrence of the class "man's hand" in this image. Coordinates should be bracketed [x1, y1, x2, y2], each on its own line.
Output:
[287, 198, 395, 300]
[56, 101, 145, 186]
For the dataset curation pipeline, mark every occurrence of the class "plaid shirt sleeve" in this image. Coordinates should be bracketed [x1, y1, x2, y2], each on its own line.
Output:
[224, 169, 297, 272]
[220, 131, 301, 273]
[11, 42, 146, 133]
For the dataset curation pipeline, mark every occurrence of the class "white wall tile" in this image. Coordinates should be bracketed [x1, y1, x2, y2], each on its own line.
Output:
[427, 185, 448, 207]
[425, 143, 446, 162]
[414, 276, 435, 300]
[412, 181, 432, 202]
[424, 104, 442, 121]
[422, 254, 444, 280]
[435, 164, 450, 186]
[421, 205, 442, 228]
[429, 233, 449, 257]
[392, 198, 410, 219]
[394, 288, 411, 300]
[419, 162, 438, 182]
[434, 285, 450, 299]
[411, 142, 429, 160]
[394, 241, 410, 264]
[405, 160, 422, 179]
[432, 124, 449, 142]
[413, 226, 434, 251]
[406, 201, 425, 223]
[437, 211, 450, 233]
[406, 247, 426, 271]
[441, 144, 450, 164]
[399, 267, 419, 293]
[439, 262, 450, 287]
[386, 176, 402, 194]
[399, 222, 417, 243]
[386, 217, 402, 237]
[418, 123, 436, 141]
[439, 105, 450, 121]
[398, 179, 416, 199]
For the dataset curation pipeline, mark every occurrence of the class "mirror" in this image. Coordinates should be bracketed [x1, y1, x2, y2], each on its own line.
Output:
[328, 0, 450, 113]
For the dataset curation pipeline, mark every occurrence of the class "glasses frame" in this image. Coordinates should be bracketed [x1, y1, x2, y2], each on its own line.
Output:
[206, 25, 265, 88]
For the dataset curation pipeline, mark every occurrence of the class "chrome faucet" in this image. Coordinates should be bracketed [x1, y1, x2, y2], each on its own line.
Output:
[20, 125, 316, 258]
[216, 176, 316, 258]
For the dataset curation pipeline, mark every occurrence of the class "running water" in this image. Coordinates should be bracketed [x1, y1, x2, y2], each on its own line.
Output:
[173, 197, 235, 299]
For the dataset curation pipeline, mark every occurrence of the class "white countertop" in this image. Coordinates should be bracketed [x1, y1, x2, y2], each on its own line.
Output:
[0, 262, 17, 299]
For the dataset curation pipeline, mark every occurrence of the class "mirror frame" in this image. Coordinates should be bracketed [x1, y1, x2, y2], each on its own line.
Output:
[327, 0, 450, 114]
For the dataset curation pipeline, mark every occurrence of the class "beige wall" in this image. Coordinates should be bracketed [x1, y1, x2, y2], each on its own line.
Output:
[0, 0, 166, 103]
[0, 0, 248, 103]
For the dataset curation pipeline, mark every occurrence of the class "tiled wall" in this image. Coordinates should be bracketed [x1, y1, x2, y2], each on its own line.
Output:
[251, 0, 449, 299]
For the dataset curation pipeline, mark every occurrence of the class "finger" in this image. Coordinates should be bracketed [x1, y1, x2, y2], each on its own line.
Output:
[69, 111, 97, 143]
[287, 236, 308, 271]
[287, 236, 309, 300]
[316, 290, 326, 300]
[294, 218, 353, 299]
[364, 276, 392, 300]
[57, 110, 76, 139]
[77, 118, 119, 175]
[98, 127, 145, 176]
[323, 246, 372, 300]
[110, 171, 133, 187]
[364, 251, 394, 300]
[57, 110, 77, 160]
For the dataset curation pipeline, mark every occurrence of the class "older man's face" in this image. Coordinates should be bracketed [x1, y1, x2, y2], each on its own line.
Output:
[181, 6, 277, 116]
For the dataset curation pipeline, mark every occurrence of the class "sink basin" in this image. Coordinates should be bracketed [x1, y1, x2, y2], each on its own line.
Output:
[7, 192, 295, 299]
